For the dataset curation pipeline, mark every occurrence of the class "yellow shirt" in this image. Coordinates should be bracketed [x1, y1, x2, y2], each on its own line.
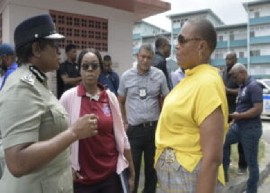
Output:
[155, 64, 228, 184]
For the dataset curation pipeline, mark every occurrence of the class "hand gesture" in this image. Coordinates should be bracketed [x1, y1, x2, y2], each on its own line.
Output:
[70, 114, 98, 140]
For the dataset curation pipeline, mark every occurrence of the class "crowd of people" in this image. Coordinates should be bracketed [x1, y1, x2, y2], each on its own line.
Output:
[0, 13, 263, 193]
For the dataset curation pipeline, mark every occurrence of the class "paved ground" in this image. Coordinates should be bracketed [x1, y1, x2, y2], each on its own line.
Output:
[137, 121, 270, 193]
[213, 139, 270, 193]
[257, 121, 270, 193]
[258, 174, 270, 193]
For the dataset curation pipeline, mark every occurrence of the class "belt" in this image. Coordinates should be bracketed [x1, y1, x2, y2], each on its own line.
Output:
[131, 121, 157, 128]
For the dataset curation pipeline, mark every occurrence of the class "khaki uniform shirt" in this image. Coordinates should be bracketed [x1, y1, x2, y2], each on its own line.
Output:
[0, 64, 73, 193]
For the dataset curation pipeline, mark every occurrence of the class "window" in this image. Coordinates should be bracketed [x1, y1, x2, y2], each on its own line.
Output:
[214, 52, 223, 59]
[250, 50, 260, 56]
[250, 31, 255, 37]
[218, 35, 223, 41]
[239, 52, 244, 58]
[229, 34, 234, 41]
[254, 11, 260, 18]
[50, 10, 108, 51]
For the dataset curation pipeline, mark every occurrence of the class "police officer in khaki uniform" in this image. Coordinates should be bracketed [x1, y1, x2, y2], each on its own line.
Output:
[0, 14, 99, 193]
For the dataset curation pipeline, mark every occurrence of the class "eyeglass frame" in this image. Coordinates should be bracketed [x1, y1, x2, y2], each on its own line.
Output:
[177, 34, 202, 44]
[81, 63, 100, 71]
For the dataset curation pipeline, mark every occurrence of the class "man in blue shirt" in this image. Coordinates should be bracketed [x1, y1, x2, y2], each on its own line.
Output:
[223, 52, 247, 176]
[0, 43, 18, 90]
[223, 63, 263, 193]
[98, 55, 119, 95]
[0, 43, 18, 178]
[171, 67, 185, 88]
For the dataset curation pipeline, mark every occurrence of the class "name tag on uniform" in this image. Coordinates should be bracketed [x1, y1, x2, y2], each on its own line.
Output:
[139, 87, 147, 100]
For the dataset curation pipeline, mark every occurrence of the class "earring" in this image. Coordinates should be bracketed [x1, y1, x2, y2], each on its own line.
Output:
[199, 51, 202, 60]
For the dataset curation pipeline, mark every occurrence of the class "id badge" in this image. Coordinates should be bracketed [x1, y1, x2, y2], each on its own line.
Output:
[139, 87, 147, 100]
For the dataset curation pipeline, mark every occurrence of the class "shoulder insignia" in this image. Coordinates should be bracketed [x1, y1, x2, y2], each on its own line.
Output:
[21, 74, 35, 85]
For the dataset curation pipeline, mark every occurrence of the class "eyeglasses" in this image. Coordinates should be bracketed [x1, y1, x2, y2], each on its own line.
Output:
[81, 63, 100, 71]
[177, 34, 202, 44]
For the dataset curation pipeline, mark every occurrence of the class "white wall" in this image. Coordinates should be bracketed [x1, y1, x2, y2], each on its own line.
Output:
[1, 0, 135, 93]
[3, 0, 134, 73]
[252, 24, 270, 37]
[249, 4, 270, 18]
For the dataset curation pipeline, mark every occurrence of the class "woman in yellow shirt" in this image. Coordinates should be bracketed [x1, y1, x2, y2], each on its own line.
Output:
[155, 19, 228, 193]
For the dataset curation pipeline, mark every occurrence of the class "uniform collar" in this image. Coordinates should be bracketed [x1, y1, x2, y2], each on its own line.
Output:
[29, 65, 47, 83]
[132, 65, 151, 75]
[77, 82, 107, 102]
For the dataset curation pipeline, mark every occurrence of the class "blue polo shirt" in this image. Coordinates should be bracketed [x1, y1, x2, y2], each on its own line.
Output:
[235, 76, 263, 127]
[0, 62, 18, 90]
[98, 70, 119, 96]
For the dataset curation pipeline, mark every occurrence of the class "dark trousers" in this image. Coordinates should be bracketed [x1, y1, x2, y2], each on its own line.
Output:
[223, 123, 262, 193]
[73, 173, 121, 193]
[238, 142, 247, 170]
[127, 123, 157, 193]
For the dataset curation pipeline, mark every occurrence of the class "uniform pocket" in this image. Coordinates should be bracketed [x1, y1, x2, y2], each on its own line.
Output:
[40, 169, 73, 193]
[50, 106, 68, 130]
[40, 106, 68, 141]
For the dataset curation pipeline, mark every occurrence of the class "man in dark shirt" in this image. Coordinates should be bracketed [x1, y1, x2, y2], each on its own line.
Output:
[223, 63, 263, 193]
[152, 36, 172, 90]
[98, 55, 119, 96]
[0, 43, 18, 91]
[57, 44, 81, 98]
[222, 51, 247, 176]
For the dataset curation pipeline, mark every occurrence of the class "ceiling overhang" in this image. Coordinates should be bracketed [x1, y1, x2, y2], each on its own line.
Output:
[78, 0, 171, 21]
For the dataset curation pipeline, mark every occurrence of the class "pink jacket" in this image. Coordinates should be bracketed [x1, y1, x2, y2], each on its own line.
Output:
[60, 87, 130, 174]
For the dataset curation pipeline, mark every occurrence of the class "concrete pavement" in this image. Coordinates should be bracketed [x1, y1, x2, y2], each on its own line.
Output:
[137, 140, 270, 193]
[258, 172, 270, 193]
[222, 140, 270, 193]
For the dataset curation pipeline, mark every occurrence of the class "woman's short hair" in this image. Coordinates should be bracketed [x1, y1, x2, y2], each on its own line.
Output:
[189, 19, 217, 53]
[138, 43, 154, 55]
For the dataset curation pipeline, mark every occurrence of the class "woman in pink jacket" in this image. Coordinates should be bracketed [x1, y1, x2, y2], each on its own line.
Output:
[60, 48, 135, 193]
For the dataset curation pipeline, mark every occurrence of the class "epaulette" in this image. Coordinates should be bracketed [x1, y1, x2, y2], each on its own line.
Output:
[21, 73, 35, 86]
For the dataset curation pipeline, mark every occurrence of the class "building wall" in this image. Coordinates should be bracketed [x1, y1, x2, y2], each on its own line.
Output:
[132, 2, 270, 78]
[247, 1, 270, 77]
[213, 25, 248, 67]
[1, 0, 135, 94]
[169, 11, 223, 62]
[132, 21, 169, 57]
[249, 3, 270, 18]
